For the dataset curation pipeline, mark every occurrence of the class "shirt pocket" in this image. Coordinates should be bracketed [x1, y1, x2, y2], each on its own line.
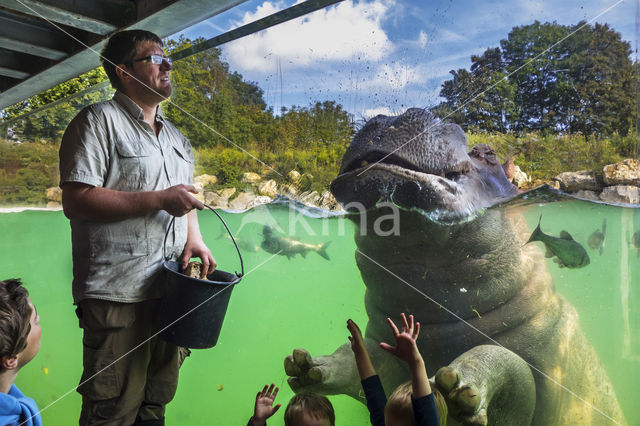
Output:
[113, 136, 155, 191]
[170, 139, 194, 184]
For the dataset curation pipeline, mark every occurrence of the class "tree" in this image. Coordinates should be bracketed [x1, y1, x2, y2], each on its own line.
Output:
[163, 36, 276, 149]
[434, 20, 635, 137]
[500, 21, 573, 132]
[566, 23, 634, 135]
[1, 68, 109, 142]
[436, 48, 517, 133]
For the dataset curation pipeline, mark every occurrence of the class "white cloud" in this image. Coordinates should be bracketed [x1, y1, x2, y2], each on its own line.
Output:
[223, 0, 394, 72]
[418, 30, 428, 49]
[436, 28, 467, 43]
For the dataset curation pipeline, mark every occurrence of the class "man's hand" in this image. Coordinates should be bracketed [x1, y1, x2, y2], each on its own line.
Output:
[181, 209, 216, 278]
[250, 384, 281, 426]
[160, 184, 203, 217]
[181, 233, 216, 278]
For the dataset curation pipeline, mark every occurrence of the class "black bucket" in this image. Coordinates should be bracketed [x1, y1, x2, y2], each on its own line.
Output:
[157, 205, 244, 349]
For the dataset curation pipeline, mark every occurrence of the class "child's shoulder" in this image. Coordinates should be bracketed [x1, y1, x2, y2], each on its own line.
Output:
[0, 385, 42, 425]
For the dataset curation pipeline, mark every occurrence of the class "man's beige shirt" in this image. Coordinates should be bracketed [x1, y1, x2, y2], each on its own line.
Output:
[59, 91, 194, 304]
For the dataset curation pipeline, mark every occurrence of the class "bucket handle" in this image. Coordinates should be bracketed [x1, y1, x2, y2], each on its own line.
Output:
[162, 204, 245, 279]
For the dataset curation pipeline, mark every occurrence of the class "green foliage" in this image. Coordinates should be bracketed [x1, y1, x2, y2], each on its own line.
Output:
[0, 140, 59, 205]
[467, 131, 624, 182]
[435, 20, 635, 138]
[2, 69, 111, 143]
[193, 142, 347, 193]
[163, 37, 276, 149]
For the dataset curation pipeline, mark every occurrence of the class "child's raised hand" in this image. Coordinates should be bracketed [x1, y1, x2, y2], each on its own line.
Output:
[251, 383, 281, 425]
[347, 318, 365, 353]
[379, 313, 422, 365]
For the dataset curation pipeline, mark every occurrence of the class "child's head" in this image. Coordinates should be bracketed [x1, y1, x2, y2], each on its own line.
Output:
[385, 381, 448, 426]
[284, 392, 335, 426]
[0, 279, 41, 373]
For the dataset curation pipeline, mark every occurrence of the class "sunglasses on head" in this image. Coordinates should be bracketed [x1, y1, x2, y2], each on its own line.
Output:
[132, 54, 172, 66]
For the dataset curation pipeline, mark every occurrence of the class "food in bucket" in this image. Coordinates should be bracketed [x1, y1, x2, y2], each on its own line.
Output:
[183, 261, 208, 280]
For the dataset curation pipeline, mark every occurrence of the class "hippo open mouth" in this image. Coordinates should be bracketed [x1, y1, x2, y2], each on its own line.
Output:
[330, 108, 518, 221]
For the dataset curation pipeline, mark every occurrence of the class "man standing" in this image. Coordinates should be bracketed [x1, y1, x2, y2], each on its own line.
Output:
[59, 30, 215, 426]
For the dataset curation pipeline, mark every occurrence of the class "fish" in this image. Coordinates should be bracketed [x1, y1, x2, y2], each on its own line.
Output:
[525, 216, 590, 268]
[632, 230, 640, 257]
[587, 218, 607, 255]
[261, 225, 331, 260]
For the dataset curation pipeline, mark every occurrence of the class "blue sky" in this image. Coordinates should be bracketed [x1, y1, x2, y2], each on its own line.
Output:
[174, 0, 636, 120]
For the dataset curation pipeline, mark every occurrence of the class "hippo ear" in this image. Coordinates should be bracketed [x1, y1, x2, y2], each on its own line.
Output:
[560, 230, 574, 240]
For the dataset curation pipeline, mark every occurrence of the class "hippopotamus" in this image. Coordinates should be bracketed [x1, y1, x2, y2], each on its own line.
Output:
[284, 108, 625, 425]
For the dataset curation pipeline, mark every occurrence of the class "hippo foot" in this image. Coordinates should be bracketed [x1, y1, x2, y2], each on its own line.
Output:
[284, 348, 323, 391]
[435, 366, 488, 425]
[284, 345, 362, 399]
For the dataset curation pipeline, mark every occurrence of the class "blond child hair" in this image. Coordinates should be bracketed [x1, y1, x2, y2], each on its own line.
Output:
[385, 381, 448, 425]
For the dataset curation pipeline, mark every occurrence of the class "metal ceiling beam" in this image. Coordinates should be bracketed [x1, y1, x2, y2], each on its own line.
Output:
[0, 9, 71, 59]
[0, 47, 35, 88]
[0, 66, 29, 79]
[0, 0, 248, 110]
[0, 36, 67, 60]
[0, 0, 119, 35]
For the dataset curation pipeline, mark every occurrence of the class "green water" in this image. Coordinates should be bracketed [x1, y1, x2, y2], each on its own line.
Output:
[0, 195, 638, 425]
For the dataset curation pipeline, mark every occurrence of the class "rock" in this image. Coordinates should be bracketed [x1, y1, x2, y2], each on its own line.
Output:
[599, 185, 640, 204]
[552, 171, 601, 193]
[228, 192, 272, 210]
[248, 195, 273, 209]
[287, 170, 301, 183]
[218, 187, 236, 199]
[193, 174, 217, 193]
[46, 201, 61, 209]
[573, 190, 600, 202]
[204, 192, 228, 209]
[603, 159, 640, 186]
[258, 180, 278, 198]
[319, 191, 342, 211]
[510, 165, 530, 188]
[279, 184, 299, 198]
[299, 190, 321, 207]
[546, 180, 560, 190]
[194, 174, 218, 186]
[228, 192, 254, 210]
[241, 172, 262, 184]
[46, 186, 62, 202]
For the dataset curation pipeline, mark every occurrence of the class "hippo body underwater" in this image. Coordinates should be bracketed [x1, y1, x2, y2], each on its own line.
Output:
[285, 109, 625, 425]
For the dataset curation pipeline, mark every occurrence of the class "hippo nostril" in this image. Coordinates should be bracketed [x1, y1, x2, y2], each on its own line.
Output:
[445, 171, 463, 181]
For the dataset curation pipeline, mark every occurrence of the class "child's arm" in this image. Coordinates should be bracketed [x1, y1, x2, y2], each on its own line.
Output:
[379, 313, 432, 398]
[249, 383, 281, 426]
[348, 319, 387, 426]
[347, 318, 376, 380]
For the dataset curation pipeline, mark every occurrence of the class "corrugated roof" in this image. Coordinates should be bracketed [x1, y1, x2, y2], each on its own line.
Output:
[0, 0, 247, 110]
